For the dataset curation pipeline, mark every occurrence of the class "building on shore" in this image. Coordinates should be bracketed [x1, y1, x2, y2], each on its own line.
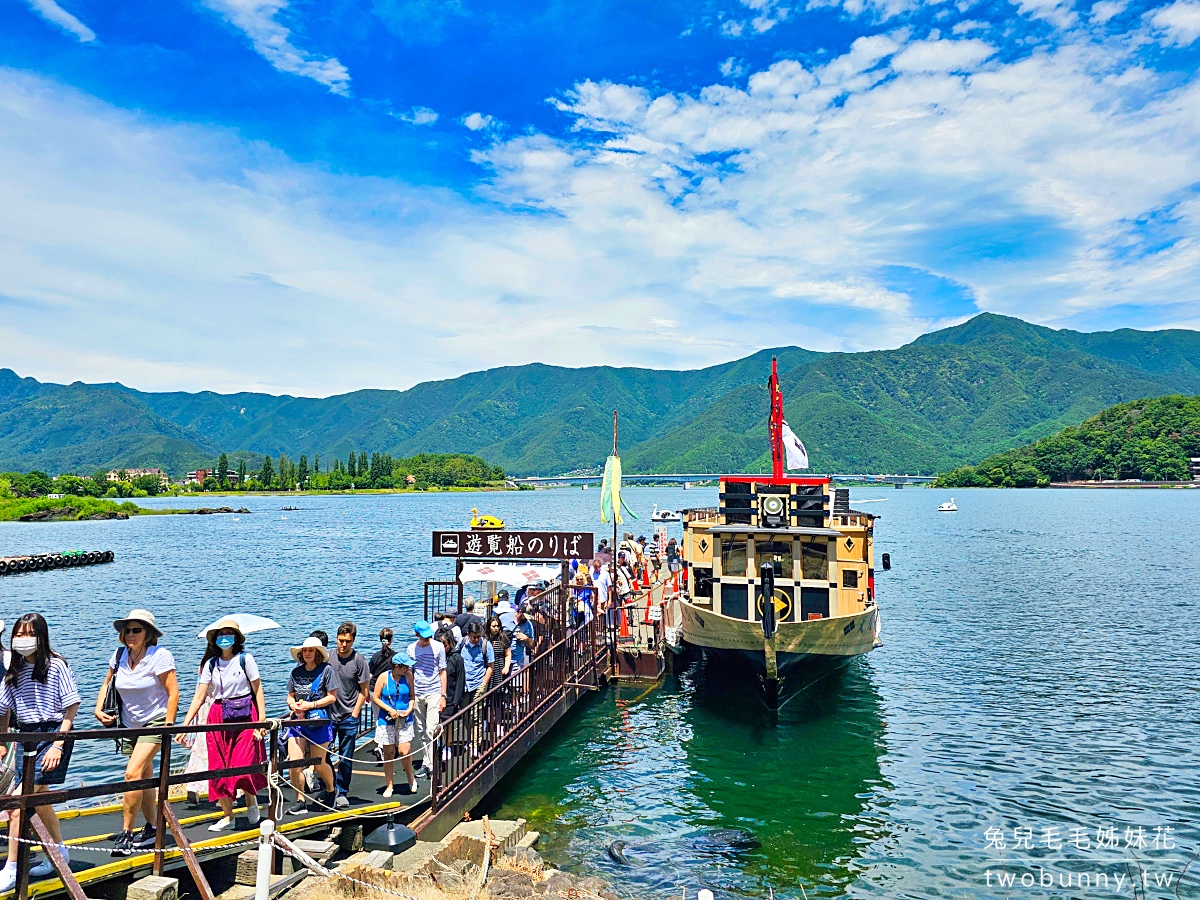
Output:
[186, 469, 239, 484]
[106, 467, 169, 488]
[1190, 457, 1200, 481]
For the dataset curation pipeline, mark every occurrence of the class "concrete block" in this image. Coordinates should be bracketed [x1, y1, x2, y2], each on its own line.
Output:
[126, 875, 178, 900]
[337, 849, 393, 872]
[235, 849, 293, 885]
[515, 831, 541, 849]
[390, 841, 438, 874]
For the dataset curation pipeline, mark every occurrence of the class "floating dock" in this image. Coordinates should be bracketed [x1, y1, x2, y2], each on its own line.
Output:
[0, 551, 114, 576]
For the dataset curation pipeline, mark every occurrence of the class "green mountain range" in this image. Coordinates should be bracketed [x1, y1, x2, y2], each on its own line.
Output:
[3, 313, 1200, 477]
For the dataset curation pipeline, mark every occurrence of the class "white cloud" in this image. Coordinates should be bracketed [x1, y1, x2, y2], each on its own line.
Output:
[891, 38, 995, 72]
[392, 106, 439, 125]
[5, 18, 1200, 395]
[200, 0, 351, 95]
[720, 0, 793, 37]
[22, 0, 95, 42]
[462, 112, 496, 131]
[720, 57, 748, 78]
[951, 18, 989, 33]
[1090, 0, 1126, 22]
[1148, 0, 1200, 44]
[1012, 0, 1079, 27]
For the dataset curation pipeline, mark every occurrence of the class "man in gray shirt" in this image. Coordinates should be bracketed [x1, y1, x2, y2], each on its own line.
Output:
[328, 622, 370, 808]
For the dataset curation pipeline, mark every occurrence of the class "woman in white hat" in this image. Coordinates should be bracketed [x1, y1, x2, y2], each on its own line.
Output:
[282, 636, 337, 815]
[94, 610, 179, 857]
[176, 618, 267, 832]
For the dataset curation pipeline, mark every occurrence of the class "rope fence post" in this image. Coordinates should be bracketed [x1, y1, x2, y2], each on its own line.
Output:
[15, 744, 36, 900]
[152, 737, 171, 876]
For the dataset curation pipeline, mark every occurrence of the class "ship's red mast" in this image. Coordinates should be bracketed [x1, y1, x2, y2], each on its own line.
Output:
[768, 356, 784, 479]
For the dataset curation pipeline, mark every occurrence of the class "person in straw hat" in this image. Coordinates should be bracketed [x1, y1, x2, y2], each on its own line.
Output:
[282, 636, 337, 814]
[95, 609, 179, 857]
[176, 618, 267, 831]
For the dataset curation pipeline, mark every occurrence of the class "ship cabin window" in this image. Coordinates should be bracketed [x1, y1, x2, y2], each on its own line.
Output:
[720, 584, 749, 620]
[843, 569, 859, 588]
[800, 540, 828, 580]
[755, 540, 793, 579]
[720, 538, 748, 577]
[692, 567, 714, 599]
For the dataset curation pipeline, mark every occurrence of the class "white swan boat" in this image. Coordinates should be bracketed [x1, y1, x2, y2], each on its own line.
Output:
[651, 504, 682, 522]
[938, 498, 958, 512]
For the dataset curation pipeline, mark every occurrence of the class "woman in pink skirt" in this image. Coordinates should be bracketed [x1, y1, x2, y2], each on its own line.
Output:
[176, 618, 267, 831]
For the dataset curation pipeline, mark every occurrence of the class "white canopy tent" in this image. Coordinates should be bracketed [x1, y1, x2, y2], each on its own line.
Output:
[458, 562, 562, 587]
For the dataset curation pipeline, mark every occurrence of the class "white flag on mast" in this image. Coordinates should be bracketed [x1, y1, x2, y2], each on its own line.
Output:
[781, 420, 809, 469]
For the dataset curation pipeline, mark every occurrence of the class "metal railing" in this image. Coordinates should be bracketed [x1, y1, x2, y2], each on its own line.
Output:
[0, 720, 327, 900]
[423, 580, 462, 622]
[429, 600, 605, 811]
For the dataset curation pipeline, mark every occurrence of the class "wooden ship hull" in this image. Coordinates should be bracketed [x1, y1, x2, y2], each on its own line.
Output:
[678, 601, 878, 700]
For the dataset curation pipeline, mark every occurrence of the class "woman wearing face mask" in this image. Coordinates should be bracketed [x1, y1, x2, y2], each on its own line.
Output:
[0, 614, 81, 892]
[176, 619, 267, 832]
[95, 610, 179, 857]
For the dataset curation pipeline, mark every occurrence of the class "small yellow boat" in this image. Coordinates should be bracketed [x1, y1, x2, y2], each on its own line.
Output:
[470, 508, 505, 530]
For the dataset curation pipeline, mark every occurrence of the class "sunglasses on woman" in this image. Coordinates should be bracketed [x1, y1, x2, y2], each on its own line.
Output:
[123, 626, 144, 635]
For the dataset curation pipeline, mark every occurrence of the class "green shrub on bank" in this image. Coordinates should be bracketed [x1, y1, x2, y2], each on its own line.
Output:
[0, 496, 144, 522]
[935, 395, 1200, 487]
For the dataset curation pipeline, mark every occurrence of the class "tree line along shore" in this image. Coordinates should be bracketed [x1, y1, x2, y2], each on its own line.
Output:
[934, 395, 1200, 488]
[0, 452, 514, 521]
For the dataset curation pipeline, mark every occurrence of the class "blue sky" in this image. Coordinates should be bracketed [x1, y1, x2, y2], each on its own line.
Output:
[2, 0, 1199, 395]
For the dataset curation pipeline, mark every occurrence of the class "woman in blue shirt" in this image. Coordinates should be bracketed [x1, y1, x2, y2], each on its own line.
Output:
[282, 637, 337, 814]
[371, 653, 415, 797]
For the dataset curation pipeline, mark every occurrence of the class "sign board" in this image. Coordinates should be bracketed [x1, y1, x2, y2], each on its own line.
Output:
[432, 530, 594, 561]
[647, 605, 663, 622]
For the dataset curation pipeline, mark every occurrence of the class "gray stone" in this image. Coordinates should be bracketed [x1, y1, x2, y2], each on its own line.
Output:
[575, 875, 614, 897]
[537, 873, 578, 895]
[504, 847, 544, 872]
[126, 875, 178, 900]
[433, 872, 467, 892]
[488, 871, 536, 899]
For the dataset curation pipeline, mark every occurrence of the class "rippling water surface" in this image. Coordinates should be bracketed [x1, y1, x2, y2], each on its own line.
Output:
[2, 487, 1197, 898]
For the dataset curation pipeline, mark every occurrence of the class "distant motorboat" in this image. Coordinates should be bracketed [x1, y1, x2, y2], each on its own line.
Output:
[651, 504, 682, 522]
[938, 498, 958, 512]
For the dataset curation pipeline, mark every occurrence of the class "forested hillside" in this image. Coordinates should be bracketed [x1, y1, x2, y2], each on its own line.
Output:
[3, 314, 1200, 476]
[934, 396, 1200, 486]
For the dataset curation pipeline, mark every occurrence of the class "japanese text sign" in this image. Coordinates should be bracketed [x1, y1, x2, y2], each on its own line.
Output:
[432, 530, 595, 561]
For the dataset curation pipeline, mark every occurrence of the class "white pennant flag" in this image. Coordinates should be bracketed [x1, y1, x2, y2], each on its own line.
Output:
[781, 420, 809, 469]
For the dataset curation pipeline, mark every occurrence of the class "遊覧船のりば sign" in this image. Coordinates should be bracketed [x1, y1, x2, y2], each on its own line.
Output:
[432, 530, 595, 560]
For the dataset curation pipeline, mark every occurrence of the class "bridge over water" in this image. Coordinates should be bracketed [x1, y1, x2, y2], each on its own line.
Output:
[513, 472, 936, 487]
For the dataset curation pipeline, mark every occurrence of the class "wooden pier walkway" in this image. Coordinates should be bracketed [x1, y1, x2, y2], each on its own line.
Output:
[0, 564, 679, 900]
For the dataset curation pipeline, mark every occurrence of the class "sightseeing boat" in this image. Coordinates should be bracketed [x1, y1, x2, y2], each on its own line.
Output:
[675, 359, 882, 706]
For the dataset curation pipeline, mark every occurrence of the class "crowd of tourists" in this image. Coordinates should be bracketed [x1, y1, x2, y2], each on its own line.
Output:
[0, 540, 679, 890]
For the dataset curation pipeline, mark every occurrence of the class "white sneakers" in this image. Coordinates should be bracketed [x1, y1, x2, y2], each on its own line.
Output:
[208, 816, 233, 832]
[246, 796, 261, 825]
[0, 864, 17, 892]
[382, 786, 394, 798]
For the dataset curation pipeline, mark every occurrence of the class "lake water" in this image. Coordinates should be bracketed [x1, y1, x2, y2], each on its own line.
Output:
[1, 487, 1197, 899]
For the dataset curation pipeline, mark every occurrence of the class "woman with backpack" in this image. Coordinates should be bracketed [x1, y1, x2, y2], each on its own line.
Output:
[176, 618, 267, 832]
[94, 609, 179, 856]
[281, 636, 337, 814]
[0, 614, 81, 893]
